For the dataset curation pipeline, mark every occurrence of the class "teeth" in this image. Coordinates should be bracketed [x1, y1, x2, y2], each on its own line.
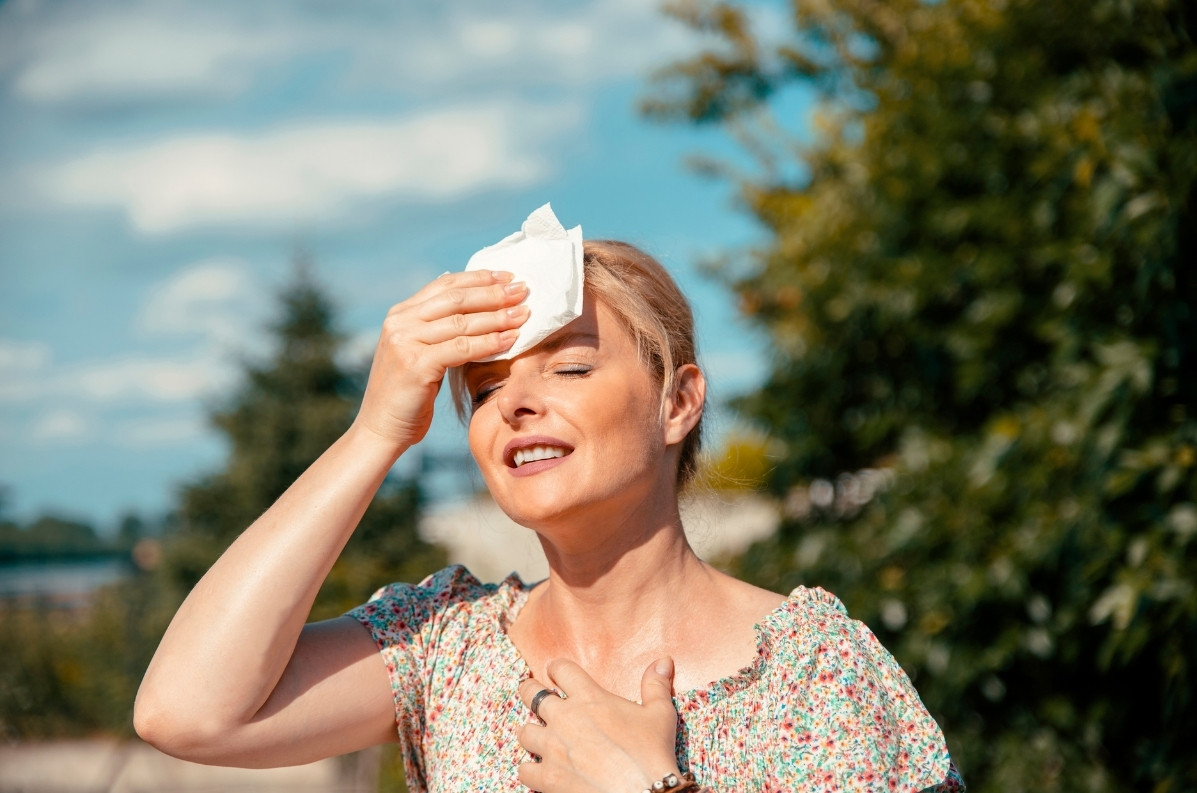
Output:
[513, 445, 568, 467]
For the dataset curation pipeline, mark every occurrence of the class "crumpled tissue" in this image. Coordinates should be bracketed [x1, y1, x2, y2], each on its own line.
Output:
[465, 203, 583, 361]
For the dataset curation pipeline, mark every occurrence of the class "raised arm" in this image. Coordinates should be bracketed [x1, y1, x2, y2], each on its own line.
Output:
[134, 270, 529, 767]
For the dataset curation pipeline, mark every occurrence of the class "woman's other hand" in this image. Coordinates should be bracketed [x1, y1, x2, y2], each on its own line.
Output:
[354, 270, 529, 452]
[517, 658, 682, 793]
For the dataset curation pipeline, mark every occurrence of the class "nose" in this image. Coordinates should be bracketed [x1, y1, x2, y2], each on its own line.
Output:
[494, 364, 544, 426]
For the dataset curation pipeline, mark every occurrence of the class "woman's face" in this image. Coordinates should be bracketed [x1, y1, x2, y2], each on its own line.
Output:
[464, 295, 677, 534]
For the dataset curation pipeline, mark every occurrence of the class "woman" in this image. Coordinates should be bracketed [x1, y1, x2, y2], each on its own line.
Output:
[135, 238, 963, 792]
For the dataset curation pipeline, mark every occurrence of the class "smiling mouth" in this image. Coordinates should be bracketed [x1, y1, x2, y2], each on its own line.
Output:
[510, 445, 572, 468]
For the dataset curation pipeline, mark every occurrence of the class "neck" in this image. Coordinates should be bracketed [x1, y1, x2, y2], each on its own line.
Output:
[526, 491, 714, 663]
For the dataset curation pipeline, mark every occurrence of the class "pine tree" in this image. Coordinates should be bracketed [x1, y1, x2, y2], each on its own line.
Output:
[169, 256, 445, 618]
[650, 1, 1196, 788]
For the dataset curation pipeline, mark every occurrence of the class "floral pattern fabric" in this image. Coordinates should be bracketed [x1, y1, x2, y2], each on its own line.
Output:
[349, 565, 965, 793]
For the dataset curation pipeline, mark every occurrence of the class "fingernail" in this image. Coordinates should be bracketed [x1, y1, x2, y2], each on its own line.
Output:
[655, 657, 674, 676]
[507, 305, 530, 318]
[505, 281, 527, 294]
[492, 270, 513, 282]
[500, 329, 519, 343]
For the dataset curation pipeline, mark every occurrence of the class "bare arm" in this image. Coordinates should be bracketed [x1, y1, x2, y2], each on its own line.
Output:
[134, 426, 403, 764]
[134, 270, 529, 766]
[160, 615, 398, 768]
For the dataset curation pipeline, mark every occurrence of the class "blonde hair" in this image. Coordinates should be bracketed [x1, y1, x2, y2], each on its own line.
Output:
[451, 239, 705, 487]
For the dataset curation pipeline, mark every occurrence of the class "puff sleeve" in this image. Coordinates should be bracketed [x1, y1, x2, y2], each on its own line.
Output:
[346, 565, 495, 789]
[780, 587, 961, 792]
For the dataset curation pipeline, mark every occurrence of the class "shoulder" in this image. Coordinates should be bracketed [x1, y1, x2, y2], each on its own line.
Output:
[703, 566, 788, 628]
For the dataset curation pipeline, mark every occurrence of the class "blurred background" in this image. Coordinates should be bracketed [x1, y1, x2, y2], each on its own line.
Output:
[1, 0, 1194, 791]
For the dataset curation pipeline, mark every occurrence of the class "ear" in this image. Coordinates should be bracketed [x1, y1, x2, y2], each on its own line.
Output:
[663, 363, 705, 446]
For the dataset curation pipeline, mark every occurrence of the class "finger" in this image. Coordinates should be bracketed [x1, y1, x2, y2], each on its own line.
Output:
[517, 760, 549, 792]
[517, 721, 547, 755]
[518, 678, 565, 721]
[411, 280, 528, 322]
[421, 329, 520, 370]
[517, 677, 547, 706]
[545, 658, 602, 700]
[640, 656, 676, 709]
[407, 269, 514, 303]
[413, 304, 529, 346]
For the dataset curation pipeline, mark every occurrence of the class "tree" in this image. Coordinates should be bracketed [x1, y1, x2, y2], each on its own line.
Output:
[0, 513, 107, 561]
[650, 0, 1196, 789]
[169, 256, 446, 618]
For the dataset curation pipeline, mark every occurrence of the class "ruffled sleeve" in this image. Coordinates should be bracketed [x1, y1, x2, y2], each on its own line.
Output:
[346, 565, 495, 787]
[770, 587, 961, 792]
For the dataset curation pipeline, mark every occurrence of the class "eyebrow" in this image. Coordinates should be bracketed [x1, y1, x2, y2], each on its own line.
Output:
[537, 331, 600, 353]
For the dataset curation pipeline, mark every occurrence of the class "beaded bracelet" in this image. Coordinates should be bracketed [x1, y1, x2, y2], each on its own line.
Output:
[642, 771, 700, 793]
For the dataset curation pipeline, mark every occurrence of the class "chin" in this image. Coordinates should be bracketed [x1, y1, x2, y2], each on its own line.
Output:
[479, 458, 665, 533]
[491, 490, 580, 531]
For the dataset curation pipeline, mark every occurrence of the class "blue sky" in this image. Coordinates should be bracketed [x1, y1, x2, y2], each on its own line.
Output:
[0, 0, 800, 528]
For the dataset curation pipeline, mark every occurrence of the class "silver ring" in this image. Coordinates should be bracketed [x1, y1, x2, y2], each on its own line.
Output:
[529, 688, 560, 720]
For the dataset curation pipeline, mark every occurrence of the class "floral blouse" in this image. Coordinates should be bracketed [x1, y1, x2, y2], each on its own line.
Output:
[349, 565, 965, 792]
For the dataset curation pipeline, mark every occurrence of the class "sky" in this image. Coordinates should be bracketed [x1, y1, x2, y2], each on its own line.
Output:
[0, 0, 801, 529]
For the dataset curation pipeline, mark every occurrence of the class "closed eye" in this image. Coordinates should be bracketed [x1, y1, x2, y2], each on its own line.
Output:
[471, 366, 590, 409]
[471, 382, 502, 407]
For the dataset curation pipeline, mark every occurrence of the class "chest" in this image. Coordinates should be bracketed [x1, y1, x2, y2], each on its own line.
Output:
[508, 621, 764, 702]
[407, 643, 788, 793]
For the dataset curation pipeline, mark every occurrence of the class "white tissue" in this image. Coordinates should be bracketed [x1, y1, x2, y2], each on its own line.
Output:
[465, 203, 583, 361]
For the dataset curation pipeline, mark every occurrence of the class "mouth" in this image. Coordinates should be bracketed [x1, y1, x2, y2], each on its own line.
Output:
[504, 436, 574, 469]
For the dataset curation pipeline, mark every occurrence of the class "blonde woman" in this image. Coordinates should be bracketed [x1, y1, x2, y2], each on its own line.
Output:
[136, 233, 963, 792]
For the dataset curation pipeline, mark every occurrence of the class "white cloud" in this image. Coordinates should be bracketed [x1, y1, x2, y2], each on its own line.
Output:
[0, 0, 697, 105]
[0, 339, 53, 403]
[73, 355, 231, 402]
[0, 339, 52, 372]
[9, 11, 293, 103]
[37, 102, 581, 233]
[138, 258, 264, 344]
[381, 2, 696, 92]
[0, 258, 263, 451]
[0, 259, 260, 411]
[32, 409, 89, 441]
[0, 350, 234, 405]
[457, 19, 521, 59]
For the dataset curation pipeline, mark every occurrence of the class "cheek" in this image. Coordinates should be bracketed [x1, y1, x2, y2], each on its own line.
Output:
[466, 412, 493, 473]
[598, 390, 663, 459]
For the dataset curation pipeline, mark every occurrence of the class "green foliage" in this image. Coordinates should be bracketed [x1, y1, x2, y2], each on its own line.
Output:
[652, 0, 1196, 789]
[0, 514, 110, 561]
[0, 568, 172, 739]
[377, 744, 411, 793]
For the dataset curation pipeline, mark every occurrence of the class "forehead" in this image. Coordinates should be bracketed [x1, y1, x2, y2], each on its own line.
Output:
[533, 293, 606, 352]
[465, 295, 633, 375]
